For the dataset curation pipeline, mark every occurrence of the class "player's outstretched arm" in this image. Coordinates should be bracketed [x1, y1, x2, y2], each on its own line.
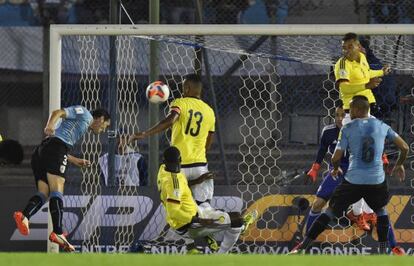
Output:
[306, 129, 329, 182]
[68, 154, 91, 168]
[44, 109, 66, 136]
[188, 172, 215, 186]
[130, 112, 179, 142]
[390, 136, 409, 182]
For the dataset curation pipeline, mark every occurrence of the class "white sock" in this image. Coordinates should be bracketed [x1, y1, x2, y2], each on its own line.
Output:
[352, 199, 364, 216]
[217, 227, 241, 254]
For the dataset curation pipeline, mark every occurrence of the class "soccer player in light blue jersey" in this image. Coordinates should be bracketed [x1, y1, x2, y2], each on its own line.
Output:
[13, 106, 110, 252]
[290, 96, 408, 255]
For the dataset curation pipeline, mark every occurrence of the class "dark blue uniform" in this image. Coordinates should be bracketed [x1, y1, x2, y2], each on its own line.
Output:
[315, 124, 349, 200]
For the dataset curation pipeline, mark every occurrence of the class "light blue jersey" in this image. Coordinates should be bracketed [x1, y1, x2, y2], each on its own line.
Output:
[54, 106, 93, 147]
[336, 117, 398, 185]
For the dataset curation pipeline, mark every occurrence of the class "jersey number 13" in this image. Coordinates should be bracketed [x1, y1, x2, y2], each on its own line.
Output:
[185, 109, 203, 136]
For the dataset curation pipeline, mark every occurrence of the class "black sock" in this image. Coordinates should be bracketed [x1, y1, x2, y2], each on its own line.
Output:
[378, 241, 388, 254]
[49, 192, 64, 234]
[228, 212, 244, 228]
[376, 215, 390, 242]
[306, 213, 331, 243]
[376, 215, 390, 253]
[301, 237, 313, 249]
[22, 193, 47, 219]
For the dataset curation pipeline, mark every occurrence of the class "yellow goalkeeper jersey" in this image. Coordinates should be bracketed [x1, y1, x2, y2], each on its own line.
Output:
[157, 164, 198, 229]
[169, 97, 215, 165]
[334, 52, 384, 109]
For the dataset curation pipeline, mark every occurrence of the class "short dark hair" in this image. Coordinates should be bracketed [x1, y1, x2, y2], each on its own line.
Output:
[350, 95, 370, 112]
[342, 32, 358, 42]
[184, 73, 202, 83]
[91, 108, 110, 121]
[0, 139, 24, 164]
[163, 146, 181, 164]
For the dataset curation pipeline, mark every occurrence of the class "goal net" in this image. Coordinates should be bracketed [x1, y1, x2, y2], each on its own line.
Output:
[50, 25, 414, 254]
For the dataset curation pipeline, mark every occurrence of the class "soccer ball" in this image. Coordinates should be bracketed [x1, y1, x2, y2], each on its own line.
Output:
[145, 81, 170, 104]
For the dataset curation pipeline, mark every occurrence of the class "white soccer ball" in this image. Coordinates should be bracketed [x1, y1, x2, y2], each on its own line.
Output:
[145, 81, 170, 104]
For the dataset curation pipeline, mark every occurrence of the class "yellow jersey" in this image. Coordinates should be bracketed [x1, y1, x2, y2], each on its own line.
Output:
[157, 164, 198, 230]
[169, 97, 216, 165]
[334, 52, 384, 109]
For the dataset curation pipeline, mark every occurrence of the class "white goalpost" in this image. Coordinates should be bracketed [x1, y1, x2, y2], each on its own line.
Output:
[49, 24, 414, 254]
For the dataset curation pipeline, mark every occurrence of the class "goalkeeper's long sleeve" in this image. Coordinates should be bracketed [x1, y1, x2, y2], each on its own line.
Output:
[369, 69, 384, 78]
[314, 128, 331, 164]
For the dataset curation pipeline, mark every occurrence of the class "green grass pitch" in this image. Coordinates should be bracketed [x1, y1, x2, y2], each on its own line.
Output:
[1, 253, 413, 266]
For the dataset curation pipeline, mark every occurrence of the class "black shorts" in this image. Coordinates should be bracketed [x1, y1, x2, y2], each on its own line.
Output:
[329, 179, 389, 216]
[31, 137, 69, 185]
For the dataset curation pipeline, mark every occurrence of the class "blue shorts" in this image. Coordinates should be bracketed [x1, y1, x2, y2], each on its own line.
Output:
[316, 171, 345, 201]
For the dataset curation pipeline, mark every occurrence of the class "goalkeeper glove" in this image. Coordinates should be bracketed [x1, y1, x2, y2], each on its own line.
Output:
[306, 163, 320, 182]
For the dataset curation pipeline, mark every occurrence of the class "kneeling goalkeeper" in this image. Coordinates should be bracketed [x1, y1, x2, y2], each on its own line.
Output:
[158, 146, 257, 254]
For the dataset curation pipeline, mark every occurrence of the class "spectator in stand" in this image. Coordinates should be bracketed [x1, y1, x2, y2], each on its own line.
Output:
[30, 0, 77, 25]
[76, 0, 108, 24]
[239, 0, 288, 24]
[0, 0, 36, 26]
[165, 0, 195, 24]
[368, 0, 412, 24]
[99, 129, 148, 187]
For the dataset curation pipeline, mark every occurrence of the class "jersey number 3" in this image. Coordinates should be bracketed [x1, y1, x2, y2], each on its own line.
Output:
[361, 136, 375, 163]
[185, 109, 203, 136]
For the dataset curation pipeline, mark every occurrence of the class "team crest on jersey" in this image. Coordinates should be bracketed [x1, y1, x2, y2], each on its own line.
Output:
[173, 189, 180, 198]
[338, 69, 348, 78]
[75, 107, 84, 114]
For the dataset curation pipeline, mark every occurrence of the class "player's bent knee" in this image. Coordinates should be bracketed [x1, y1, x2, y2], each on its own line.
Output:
[46, 173, 65, 192]
[37, 180, 50, 196]
[201, 209, 230, 225]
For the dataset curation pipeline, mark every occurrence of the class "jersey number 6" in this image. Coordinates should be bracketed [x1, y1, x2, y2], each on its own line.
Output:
[361, 136, 375, 163]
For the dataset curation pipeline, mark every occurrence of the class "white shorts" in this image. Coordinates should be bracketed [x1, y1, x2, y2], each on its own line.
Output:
[180, 206, 231, 239]
[182, 165, 214, 203]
